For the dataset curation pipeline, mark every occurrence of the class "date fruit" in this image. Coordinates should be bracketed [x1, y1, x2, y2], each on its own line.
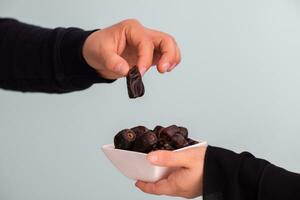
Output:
[126, 66, 145, 99]
[132, 131, 158, 153]
[114, 129, 136, 150]
[131, 126, 149, 138]
[170, 133, 189, 149]
[114, 125, 199, 153]
[160, 125, 179, 140]
[178, 126, 188, 138]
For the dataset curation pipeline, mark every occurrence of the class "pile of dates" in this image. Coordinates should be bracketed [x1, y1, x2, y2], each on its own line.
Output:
[114, 125, 199, 153]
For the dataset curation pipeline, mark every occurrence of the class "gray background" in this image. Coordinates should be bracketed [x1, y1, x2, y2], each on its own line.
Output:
[1, 0, 300, 199]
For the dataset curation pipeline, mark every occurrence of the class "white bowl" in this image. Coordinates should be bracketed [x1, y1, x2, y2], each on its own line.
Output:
[101, 141, 207, 182]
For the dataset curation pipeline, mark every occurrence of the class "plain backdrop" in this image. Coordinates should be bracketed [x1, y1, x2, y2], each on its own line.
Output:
[1, 0, 300, 200]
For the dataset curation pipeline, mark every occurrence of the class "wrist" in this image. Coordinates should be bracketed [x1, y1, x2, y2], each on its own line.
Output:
[59, 28, 114, 85]
[82, 30, 100, 71]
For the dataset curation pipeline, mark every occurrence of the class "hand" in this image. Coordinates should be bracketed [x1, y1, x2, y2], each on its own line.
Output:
[82, 19, 181, 80]
[135, 146, 207, 199]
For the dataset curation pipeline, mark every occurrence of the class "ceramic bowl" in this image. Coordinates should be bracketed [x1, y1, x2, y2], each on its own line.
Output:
[101, 141, 207, 182]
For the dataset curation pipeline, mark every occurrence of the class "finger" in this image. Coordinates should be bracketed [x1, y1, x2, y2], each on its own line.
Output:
[135, 180, 174, 196]
[152, 49, 161, 66]
[149, 31, 177, 73]
[147, 150, 192, 168]
[135, 181, 158, 195]
[102, 50, 130, 76]
[136, 40, 154, 76]
[168, 44, 181, 72]
[123, 23, 154, 76]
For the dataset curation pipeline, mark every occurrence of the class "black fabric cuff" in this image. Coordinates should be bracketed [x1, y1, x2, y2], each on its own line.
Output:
[57, 28, 115, 91]
[259, 164, 300, 199]
[203, 146, 269, 200]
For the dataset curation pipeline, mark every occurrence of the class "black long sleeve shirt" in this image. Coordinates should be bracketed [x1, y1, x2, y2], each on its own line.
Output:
[1, 18, 299, 200]
[203, 146, 300, 200]
[0, 18, 112, 93]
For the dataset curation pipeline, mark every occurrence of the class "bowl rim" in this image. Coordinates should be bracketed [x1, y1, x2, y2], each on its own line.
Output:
[102, 140, 207, 154]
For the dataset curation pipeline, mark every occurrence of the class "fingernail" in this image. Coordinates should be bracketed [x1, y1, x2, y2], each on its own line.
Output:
[167, 63, 176, 72]
[162, 62, 170, 71]
[115, 63, 123, 74]
[139, 67, 146, 76]
[148, 154, 158, 163]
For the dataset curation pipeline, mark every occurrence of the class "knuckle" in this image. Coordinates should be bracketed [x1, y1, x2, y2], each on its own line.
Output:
[121, 18, 141, 27]
[164, 34, 176, 44]
[141, 40, 154, 52]
[164, 37, 173, 45]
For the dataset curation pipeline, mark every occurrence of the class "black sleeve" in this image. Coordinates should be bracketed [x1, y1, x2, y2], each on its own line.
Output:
[203, 145, 300, 200]
[0, 18, 114, 93]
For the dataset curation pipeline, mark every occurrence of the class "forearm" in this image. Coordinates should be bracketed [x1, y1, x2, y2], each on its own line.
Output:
[203, 146, 300, 200]
[0, 18, 112, 93]
[258, 163, 300, 199]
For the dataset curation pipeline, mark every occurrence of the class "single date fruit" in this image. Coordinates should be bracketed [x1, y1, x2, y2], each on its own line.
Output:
[131, 126, 149, 138]
[132, 131, 158, 153]
[178, 126, 188, 138]
[153, 125, 164, 138]
[114, 129, 136, 150]
[170, 133, 189, 149]
[126, 66, 145, 99]
[160, 125, 179, 140]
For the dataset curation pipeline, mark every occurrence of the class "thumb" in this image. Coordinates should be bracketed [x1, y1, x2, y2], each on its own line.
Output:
[147, 150, 191, 168]
[103, 51, 130, 76]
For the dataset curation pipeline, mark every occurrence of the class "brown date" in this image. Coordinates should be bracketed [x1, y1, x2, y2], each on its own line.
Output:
[114, 125, 199, 153]
[126, 66, 145, 99]
[132, 131, 158, 153]
[114, 129, 136, 150]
